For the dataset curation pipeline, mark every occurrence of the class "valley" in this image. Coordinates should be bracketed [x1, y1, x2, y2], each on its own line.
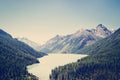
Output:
[27, 53, 87, 80]
[0, 0, 120, 80]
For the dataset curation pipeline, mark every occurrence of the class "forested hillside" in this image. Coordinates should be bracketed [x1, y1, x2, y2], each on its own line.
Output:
[50, 28, 120, 80]
[0, 29, 46, 80]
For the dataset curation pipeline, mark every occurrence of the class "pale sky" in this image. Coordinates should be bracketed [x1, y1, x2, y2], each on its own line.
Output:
[0, 0, 120, 44]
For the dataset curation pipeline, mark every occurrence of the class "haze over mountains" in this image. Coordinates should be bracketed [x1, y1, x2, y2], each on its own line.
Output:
[17, 37, 41, 51]
[0, 0, 119, 80]
[0, 29, 46, 79]
[0, 24, 119, 80]
[39, 24, 113, 53]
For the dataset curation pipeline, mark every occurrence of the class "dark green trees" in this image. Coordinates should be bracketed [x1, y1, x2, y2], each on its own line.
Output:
[50, 28, 120, 80]
[0, 29, 46, 80]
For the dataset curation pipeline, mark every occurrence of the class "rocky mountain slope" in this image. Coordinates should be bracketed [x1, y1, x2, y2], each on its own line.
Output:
[40, 24, 112, 53]
[17, 37, 41, 51]
[50, 28, 120, 80]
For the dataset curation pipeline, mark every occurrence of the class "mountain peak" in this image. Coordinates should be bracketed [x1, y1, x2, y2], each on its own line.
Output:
[0, 29, 12, 38]
[55, 35, 61, 37]
[73, 29, 84, 37]
[96, 24, 107, 29]
[20, 37, 28, 40]
[98, 24, 103, 26]
[52, 35, 62, 40]
[97, 24, 103, 27]
[95, 24, 112, 38]
[114, 28, 120, 35]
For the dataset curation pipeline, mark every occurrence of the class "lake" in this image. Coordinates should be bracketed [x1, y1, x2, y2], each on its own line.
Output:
[27, 53, 87, 80]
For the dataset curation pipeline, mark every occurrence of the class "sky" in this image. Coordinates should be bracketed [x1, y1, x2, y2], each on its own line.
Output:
[0, 0, 120, 44]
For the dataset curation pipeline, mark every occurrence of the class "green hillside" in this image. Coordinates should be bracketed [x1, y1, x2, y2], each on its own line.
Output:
[50, 28, 120, 80]
[76, 28, 120, 55]
[0, 29, 46, 80]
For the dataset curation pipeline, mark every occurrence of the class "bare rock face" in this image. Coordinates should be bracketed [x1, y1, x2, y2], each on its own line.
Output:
[40, 24, 112, 53]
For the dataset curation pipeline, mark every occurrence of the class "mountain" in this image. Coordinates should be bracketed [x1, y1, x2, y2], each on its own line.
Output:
[0, 29, 46, 80]
[50, 28, 120, 80]
[40, 24, 112, 53]
[92, 24, 112, 38]
[75, 27, 118, 54]
[17, 37, 41, 51]
[0, 29, 12, 38]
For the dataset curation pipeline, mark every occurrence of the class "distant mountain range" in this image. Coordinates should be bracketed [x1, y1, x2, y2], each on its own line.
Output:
[50, 28, 120, 80]
[0, 24, 118, 80]
[17, 37, 41, 51]
[40, 24, 113, 53]
[0, 29, 46, 79]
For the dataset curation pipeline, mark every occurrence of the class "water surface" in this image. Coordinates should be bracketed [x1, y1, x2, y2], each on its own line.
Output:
[27, 53, 87, 80]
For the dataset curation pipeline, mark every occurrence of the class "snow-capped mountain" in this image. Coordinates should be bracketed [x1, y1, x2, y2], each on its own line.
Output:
[40, 24, 113, 53]
[17, 37, 41, 51]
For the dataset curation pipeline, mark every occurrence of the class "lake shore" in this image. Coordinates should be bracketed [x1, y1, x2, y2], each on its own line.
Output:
[27, 53, 88, 80]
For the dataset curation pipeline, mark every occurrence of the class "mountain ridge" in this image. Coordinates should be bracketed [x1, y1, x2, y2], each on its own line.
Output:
[0, 29, 46, 79]
[17, 37, 41, 51]
[40, 24, 112, 53]
[50, 27, 120, 80]
[0, 29, 12, 38]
